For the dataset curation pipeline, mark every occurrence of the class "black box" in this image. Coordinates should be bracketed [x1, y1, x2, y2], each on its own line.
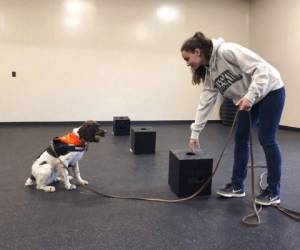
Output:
[113, 116, 130, 136]
[168, 149, 213, 197]
[130, 126, 156, 154]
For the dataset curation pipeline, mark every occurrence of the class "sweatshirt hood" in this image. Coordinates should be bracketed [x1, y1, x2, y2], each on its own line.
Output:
[209, 37, 225, 70]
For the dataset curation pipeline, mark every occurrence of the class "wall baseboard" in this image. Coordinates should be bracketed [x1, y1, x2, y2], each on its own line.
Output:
[0, 120, 219, 127]
[279, 125, 300, 132]
[0, 120, 299, 131]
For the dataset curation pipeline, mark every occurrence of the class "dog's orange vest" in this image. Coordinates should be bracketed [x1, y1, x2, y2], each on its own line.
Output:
[57, 133, 85, 146]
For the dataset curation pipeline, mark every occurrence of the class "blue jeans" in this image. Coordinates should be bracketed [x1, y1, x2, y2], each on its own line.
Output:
[231, 87, 285, 196]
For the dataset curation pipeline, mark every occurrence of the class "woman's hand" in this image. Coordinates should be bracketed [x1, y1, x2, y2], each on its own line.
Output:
[188, 138, 200, 152]
[238, 97, 252, 111]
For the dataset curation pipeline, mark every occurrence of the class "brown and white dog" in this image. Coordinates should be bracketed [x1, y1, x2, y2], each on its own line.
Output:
[25, 120, 106, 192]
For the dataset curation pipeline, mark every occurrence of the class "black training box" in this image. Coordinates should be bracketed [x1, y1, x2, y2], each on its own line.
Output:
[168, 149, 213, 197]
[130, 126, 156, 154]
[113, 116, 130, 136]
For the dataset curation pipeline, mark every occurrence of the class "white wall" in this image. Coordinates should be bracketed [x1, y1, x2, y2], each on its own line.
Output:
[250, 0, 300, 128]
[0, 0, 249, 122]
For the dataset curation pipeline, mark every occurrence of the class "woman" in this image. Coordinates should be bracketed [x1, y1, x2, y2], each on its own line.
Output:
[181, 32, 285, 206]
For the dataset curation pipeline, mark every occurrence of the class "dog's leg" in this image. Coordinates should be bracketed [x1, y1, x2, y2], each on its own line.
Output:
[34, 164, 56, 192]
[68, 166, 79, 184]
[51, 171, 70, 183]
[57, 162, 76, 190]
[65, 168, 74, 182]
[72, 163, 88, 185]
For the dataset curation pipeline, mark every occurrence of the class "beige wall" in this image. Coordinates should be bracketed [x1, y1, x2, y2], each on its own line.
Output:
[250, 0, 300, 128]
[0, 0, 249, 122]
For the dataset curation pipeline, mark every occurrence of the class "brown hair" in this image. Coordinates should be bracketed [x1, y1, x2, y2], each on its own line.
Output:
[181, 32, 213, 84]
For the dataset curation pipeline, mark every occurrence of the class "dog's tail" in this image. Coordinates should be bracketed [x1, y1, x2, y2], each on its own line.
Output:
[25, 175, 36, 186]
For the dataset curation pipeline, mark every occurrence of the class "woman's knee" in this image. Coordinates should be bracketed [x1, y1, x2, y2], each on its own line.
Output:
[258, 134, 276, 147]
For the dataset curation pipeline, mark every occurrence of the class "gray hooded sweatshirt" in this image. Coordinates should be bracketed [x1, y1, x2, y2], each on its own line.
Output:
[190, 38, 284, 139]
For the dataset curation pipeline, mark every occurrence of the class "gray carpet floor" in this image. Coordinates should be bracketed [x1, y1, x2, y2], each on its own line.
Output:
[0, 123, 299, 250]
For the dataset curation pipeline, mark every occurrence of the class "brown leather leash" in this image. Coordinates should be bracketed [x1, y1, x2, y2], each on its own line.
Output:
[75, 111, 238, 203]
[52, 111, 300, 226]
[251, 166, 300, 221]
[239, 112, 300, 225]
[241, 112, 262, 225]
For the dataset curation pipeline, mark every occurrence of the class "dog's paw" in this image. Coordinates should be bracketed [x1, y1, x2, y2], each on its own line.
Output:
[79, 180, 89, 186]
[65, 184, 76, 190]
[44, 186, 56, 192]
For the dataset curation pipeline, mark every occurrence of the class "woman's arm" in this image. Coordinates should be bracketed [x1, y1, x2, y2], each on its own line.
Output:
[191, 83, 218, 139]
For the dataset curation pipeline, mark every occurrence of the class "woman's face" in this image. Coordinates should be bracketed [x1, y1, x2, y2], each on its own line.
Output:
[181, 49, 206, 72]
